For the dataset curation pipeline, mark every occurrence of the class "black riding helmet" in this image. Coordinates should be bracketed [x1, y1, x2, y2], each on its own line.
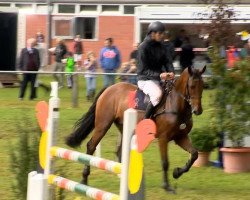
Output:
[147, 21, 165, 35]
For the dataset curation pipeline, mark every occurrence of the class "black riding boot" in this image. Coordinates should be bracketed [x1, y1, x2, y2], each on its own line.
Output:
[144, 102, 154, 119]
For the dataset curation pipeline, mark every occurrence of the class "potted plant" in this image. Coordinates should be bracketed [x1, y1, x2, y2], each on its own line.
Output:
[190, 126, 217, 167]
[201, 0, 250, 173]
[210, 59, 250, 173]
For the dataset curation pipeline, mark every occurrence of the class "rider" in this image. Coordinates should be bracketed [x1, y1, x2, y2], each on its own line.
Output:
[137, 21, 175, 119]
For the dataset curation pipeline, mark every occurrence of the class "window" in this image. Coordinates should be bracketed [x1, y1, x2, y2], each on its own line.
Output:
[0, 4, 10, 7]
[80, 5, 97, 12]
[54, 19, 72, 37]
[74, 17, 96, 39]
[15, 4, 32, 9]
[102, 5, 119, 12]
[37, 4, 47, 13]
[58, 4, 75, 13]
[124, 6, 136, 14]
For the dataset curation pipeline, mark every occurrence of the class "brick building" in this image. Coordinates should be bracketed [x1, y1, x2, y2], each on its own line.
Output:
[1, 0, 250, 70]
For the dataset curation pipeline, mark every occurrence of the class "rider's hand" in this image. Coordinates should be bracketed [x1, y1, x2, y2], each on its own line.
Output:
[160, 72, 175, 80]
[167, 72, 175, 80]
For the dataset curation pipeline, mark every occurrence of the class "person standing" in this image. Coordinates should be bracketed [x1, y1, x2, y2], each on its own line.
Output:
[99, 38, 121, 87]
[18, 38, 40, 100]
[84, 51, 98, 101]
[163, 31, 175, 72]
[73, 35, 83, 69]
[130, 42, 139, 61]
[179, 37, 195, 72]
[137, 21, 175, 119]
[52, 38, 67, 88]
[65, 52, 75, 88]
[35, 31, 46, 67]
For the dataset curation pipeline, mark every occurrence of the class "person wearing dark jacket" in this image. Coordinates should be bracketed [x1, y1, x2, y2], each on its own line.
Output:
[52, 38, 67, 88]
[179, 37, 195, 72]
[163, 31, 175, 72]
[73, 35, 83, 68]
[18, 38, 40, 100]
[137, 21, 175, 119]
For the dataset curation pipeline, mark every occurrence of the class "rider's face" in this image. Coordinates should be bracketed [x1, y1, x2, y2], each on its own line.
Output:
[151, 32, 164, 42]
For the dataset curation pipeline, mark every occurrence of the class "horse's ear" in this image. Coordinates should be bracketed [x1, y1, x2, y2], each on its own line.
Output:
[188, 66, 193, 76]
[200, 65, 206, 75]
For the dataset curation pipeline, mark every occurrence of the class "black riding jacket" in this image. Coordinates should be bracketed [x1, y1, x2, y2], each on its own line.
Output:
[137, 36, 175, 81]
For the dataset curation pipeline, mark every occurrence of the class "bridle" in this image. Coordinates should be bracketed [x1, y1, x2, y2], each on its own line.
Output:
[153, 75, 203, 118]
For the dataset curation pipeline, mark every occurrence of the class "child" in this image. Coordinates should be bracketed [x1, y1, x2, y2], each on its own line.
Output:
[65, 52, 75, 88]
[119, 62, 130, 82]
[127, 58, 137, 85]
[84, 51, 97, 101]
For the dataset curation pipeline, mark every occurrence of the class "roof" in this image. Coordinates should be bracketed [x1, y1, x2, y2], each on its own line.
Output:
[2, 0, 250, 4]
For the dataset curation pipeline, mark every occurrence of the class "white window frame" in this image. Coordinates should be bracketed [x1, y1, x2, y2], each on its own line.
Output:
[52, 16, 74, 39]
[73, 16, 99, 41]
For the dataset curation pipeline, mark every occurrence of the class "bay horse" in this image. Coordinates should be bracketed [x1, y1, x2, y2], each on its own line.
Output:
[66, 66, 206, 192]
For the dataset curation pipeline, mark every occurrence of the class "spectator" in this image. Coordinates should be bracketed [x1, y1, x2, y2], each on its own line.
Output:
[18, 38, 40, 100]
[119, 62, 130, 82]
[226, 45, 239, 69]
[242, 38, 250, 58]
[174, 29, 187, 48]
[73, 35, 83, 68]
[35, 31, 46, 67]
[36, 31, 45, 44]
[130, 42, 139, 61]
[179, 37, 195, 72]
[163, 31, 175, 71]
[84, 51, 98, 101]
[64, 52, 75, 89]
[119, 59, 137, 84]
[99, 38, 121, 87]
[127, 59, 137, 85]
[52, 38, 67, 88]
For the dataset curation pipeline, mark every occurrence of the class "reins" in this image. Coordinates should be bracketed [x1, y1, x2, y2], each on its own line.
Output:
[153, 77, 193, 118]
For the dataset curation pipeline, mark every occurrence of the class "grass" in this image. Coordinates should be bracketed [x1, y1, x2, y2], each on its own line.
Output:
[0, 75, 250, 200]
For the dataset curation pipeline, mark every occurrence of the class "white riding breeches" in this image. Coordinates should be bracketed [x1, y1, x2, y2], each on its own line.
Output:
[137, 80, 162, 106]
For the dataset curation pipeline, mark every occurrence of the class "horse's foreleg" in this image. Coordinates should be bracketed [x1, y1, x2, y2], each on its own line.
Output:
[173, 135, 198, 179]
[158, 138, 175, 193]
[82, 127, 108, 185]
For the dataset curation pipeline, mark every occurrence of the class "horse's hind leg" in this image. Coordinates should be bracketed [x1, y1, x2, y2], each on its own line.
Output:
[158, 137, 175, 193]
[173, 135, 198, 179]
[82, 121, 113, 185]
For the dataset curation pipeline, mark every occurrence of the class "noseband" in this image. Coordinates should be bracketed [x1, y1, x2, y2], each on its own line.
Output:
[153, 76, 203, 118]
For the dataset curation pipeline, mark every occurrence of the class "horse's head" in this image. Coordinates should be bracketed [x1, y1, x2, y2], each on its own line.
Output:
[186, 66, 206, 115]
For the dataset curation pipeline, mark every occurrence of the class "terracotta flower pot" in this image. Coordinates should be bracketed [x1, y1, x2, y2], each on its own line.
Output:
[220, 147, 250, 173]
[193, 151, 210, 167]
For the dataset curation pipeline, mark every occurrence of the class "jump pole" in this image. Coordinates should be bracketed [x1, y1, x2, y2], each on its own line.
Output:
[27, 82, 144, 200]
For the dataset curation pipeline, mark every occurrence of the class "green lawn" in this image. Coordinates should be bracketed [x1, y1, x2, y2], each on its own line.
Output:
[0, 75, 250, 200]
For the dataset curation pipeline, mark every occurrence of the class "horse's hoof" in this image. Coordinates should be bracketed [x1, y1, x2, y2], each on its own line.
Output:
[81, 179, 88, 185]
[173, 167, 182, 179]
[162, 183, 176, 194]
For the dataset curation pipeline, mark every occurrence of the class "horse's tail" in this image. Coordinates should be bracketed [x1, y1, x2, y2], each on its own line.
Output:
[65, 87, 107, 148]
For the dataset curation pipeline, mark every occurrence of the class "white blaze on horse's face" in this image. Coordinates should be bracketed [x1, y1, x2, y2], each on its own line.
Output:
[189, 78, 203, 115]
[187, 66, 206, 115]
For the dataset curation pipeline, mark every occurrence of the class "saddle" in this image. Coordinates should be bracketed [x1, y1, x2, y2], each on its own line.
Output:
[128, 81, 174, 111]
[128, 89, 150, 111]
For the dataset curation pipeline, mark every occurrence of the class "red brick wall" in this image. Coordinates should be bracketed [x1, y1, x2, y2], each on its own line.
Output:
[26, 15, 47, 42]
[69, 16, 135, 63]
[26, 15, 134, 65]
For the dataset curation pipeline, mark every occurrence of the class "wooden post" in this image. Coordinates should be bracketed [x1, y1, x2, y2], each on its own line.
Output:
[44, 82, 60, 200]
[72, 73, 78, 108]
